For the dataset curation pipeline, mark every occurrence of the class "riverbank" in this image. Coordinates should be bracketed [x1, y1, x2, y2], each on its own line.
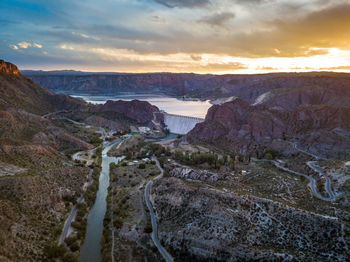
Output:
[101, 156, 162, 261]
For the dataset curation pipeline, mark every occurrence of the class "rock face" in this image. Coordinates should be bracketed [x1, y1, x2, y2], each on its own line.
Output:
[0, 60, 95, 261]
[188, 86, 350, 158]
[0, 61, 86, 115]
[24, 71, 350, 102]
[152, 177, 350, 261]
[0, 60, 20, 75]
[93, 99, 161, 125]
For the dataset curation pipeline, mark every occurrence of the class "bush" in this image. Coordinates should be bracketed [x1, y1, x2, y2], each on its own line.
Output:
[264, 148, 280, 159]
[265, 153, 273, 160]
[144, 223, 152, 233]
[138, 163, 146, 169]
[64, 236, 77, 247]
[69, 241, 80, 252]
[44, 244, 67, 258]
[62, 253, 78, 262]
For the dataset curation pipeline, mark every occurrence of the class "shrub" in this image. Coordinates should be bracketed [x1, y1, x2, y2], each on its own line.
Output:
[62, 253, 78, 262]
[69, 241, 80, 252]
[44, 244, 66, 258]
[144, 223, 152, 233]
[264, 148, 280, 159]
[138, 163, 146, 169]
[265, 153, 273, 160]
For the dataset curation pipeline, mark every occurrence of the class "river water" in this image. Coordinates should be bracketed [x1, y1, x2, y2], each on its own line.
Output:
[71, 94, 211, 118]
[79, 140, 124, 262]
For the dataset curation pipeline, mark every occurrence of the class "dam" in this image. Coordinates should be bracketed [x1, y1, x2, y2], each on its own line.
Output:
[163, 113, 204, 135]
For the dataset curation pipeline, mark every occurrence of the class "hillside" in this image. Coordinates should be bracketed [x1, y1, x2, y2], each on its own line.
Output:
[0, 60, 165, 261]
[188, 85, 350, 158]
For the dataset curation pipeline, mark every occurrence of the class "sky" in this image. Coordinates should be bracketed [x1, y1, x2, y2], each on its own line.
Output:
[1, 0, 350, 74]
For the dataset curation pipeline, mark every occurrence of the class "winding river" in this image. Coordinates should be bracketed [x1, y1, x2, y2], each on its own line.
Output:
[79, 139, 125, 262]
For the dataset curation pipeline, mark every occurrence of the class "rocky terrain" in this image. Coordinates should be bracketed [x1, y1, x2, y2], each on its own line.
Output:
[152, 176, 350, 261]
[188, 85, 350, 159]
[24, 70, 350, 102]
[0, 60, 166, 261]
[3, 59, 350, 262]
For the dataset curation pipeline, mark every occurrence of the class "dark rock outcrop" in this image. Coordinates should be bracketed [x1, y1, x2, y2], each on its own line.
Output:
[93, 99, 160, 125]
[188, 86, 350, 158]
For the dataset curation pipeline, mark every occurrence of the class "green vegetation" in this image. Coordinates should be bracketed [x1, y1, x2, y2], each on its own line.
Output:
[174, 150, 235, 170]
[264, 148, 280, 160]
[89, 133, 103, 146]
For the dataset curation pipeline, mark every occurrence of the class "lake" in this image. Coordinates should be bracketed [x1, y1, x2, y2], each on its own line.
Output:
[71, 94, 211, 118]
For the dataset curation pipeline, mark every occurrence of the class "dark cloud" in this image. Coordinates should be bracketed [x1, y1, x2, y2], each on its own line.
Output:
[154, 0, 210, 8]
[190, 54, 202, 61]
[198, 12, 235, 26]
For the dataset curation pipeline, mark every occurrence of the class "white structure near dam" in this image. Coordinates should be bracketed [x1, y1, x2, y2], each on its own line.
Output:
[163, 113, 204, 135]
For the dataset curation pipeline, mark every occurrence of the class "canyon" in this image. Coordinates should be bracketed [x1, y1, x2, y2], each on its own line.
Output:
[1, 60, 350, 261]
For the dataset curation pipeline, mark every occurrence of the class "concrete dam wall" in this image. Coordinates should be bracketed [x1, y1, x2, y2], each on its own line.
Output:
[163, 113, 204, 135]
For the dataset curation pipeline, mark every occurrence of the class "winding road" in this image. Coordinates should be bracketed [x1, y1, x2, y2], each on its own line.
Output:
[269, 141, 336, 201]
[271, 160, 333, 201]
[144, 157, 174, 262]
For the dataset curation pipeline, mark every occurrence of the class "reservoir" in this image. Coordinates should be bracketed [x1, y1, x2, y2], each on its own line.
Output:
[71, 94, 211, 118]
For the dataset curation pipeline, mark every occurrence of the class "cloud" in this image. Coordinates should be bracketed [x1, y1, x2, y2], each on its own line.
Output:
[190, 54, 202, 61]
[33, 43, 43, 48]
[18, 42, 32, 49]
[151, 15, 169, 24]
[60, 44, 74, 50]
[154, 0, 210, 8]
[319, 66, 350, 70]
[255, 66, 278, 70]
[198, 12, 235, 26]
[12, 42, 43, 49]
[72, 32, 89, 39]
[9, 44, 19, 50]
[200, 62, 248, 71]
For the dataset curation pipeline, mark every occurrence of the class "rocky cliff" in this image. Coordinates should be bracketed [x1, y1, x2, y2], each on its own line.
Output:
[92, 99, 162, 127]
[24, 71, 350, 102]
[188, 86, 350, 158]
[0, 60, 20, 75]
[0, 62, 86, 115]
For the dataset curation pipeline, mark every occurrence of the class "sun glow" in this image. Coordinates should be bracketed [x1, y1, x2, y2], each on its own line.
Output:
[53, 45, 350, 74]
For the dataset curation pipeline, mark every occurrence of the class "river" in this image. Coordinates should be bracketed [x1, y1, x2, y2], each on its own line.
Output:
[79, 140, 125, 262]
[71, 94, 211, 118]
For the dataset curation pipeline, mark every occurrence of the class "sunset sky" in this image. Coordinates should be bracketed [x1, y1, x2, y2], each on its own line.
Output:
[1, 0, 350, 73]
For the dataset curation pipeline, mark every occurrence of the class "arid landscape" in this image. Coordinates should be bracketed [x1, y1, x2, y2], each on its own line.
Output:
[2, 0, 350, 261]
[1, 59, 350, 261]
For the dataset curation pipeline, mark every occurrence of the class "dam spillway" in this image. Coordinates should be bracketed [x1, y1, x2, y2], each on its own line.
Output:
[163, 113, 204, 135]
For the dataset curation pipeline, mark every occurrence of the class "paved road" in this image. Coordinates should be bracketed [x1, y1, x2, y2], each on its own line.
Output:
[59, 170, 93, 244]
[264, 141, 336, 201]
[271, 160, 333, 201]
[144, 157, 174, 262]
[306, 161, 336, 201]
